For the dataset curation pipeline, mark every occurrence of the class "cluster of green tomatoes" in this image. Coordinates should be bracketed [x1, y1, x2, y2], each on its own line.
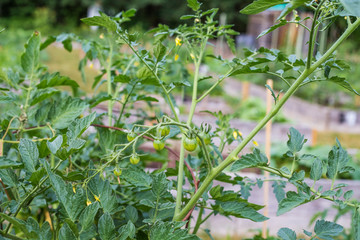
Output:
[113, 123, 212, 178]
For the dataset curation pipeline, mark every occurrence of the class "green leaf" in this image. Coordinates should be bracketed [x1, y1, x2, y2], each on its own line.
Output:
[277, 0, 309, 20]
[353, 208, 360, 240]
[339, 0, 360, 17]
[229, 65, 269, 76]
[89, 94, 112, 108]
[287, 127, 307, 153]
[0, 213, 29, 235]
[344, 190, 353, 200]
[240, 0, 284, 15]
[47, 135, 64, 155]
[98, 213, 116, 240]
[310, 157, 323, 181]
[30, 88, 59, 106]
[258, 20, 287, 39]
[187, 0, 201, 11]
[88, 174, 118, 214]
[0, 169, 18, 187]
[40, 36, 56, 50]
[277, 191, 310, 215]
[149, 221, 200, 240]
[59, 222, 77, 240]
[37, 73, 79, 89]
[67, 112, 97, 142]
[48, 97, 88, 129]
[79, 202, 100, 231]
[21, 31, 41, 73]
[114, 74, 131, 83]
[121, 165, 152, 189]
[125, 205, 138, 224]
[272, 181, 286, 203]
[0, 157, 23, 169]
[118, 221, 136, 240]
[327, 76, 360, 96]
[44, 161, 85, 221]
[277, 228, 297, 240]
[151, 172, 168, 198]
[39, 221, 53, 240]
[231, 148, 268, 171]
[81, 12, 117, 32]
[154, 42, 167, 62]
[212, 200, 268, 222]
[314, 220, 343, 240]
[19, 138, 39, 172]
[326, 140, 350, 180]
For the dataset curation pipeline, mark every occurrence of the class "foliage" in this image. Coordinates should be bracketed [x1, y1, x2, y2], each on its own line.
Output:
[1, 0, 360, 239]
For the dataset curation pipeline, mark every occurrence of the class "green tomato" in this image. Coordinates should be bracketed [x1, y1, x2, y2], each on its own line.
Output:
[184, 137, 197, 152]
[114, 166, 122, 176]
[153, 139, 165, 151]
[130, 154, 140, 165]
[159, 126, 170, 137]
[197, 132, 211, 146]
[127, 131, 136, 142]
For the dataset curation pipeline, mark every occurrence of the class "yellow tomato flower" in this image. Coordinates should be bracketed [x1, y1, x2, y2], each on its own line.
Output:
[86, 199, 92, 206]
[253, 140, 259, 146]
[238, 131, 243, 137]
[190, 53, 195, 60]
[94, 195, 100, 202]
[175, 54, 179, 61]
[72, 186, 76, 193]
[175, 37, 182, 46]
[134, 61, 140, 67]
[233, 131, 238, 139]
[89, 63, 94, 69]
[99, 33, 104, 39]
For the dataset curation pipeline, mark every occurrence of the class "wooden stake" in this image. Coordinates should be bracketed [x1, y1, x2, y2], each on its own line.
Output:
[242, 81, 250, 101]
[311, 129, 318, 147]
[262, 79, 273, 238]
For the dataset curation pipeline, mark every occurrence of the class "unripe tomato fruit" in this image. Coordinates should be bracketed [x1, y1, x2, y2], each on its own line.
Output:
[114, 166, 122, 176]
[197, 132, 211, 146]
[159, 126, 170, 137]
[153, 139, 165, 151]
[184, 137, 197, 152]
[127, 131, 136, 142]
[130, 154, 140, 164]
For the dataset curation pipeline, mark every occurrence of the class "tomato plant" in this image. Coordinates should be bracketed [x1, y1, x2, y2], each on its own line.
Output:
[1, 0, 360, 239]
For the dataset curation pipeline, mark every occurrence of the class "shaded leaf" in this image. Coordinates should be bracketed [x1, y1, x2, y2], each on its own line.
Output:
[30, 88, 59, 106]
[81, 12, 117, 32]
[21, 31, 41, 73]
[287, 127, 306, 153]
[241, 0, 284, 15]
[314, 220, 343, 240]
[19, 138, 39, 172]
[231, 148, 268, 171]
[187, 0, 201, 11]
[59, 222, 77, 240]
[278, 228, 297, 240]
[340, 0, 360, 17]
[79, 202, 100, 231]
[277, 191, 310, 215]
[258, 20, 287, 39]
[98, 213, 116, 240]
[48, 97, 88, 129]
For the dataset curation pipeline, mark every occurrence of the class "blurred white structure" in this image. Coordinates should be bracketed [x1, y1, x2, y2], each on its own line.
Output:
[87, 1, 102, 31]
